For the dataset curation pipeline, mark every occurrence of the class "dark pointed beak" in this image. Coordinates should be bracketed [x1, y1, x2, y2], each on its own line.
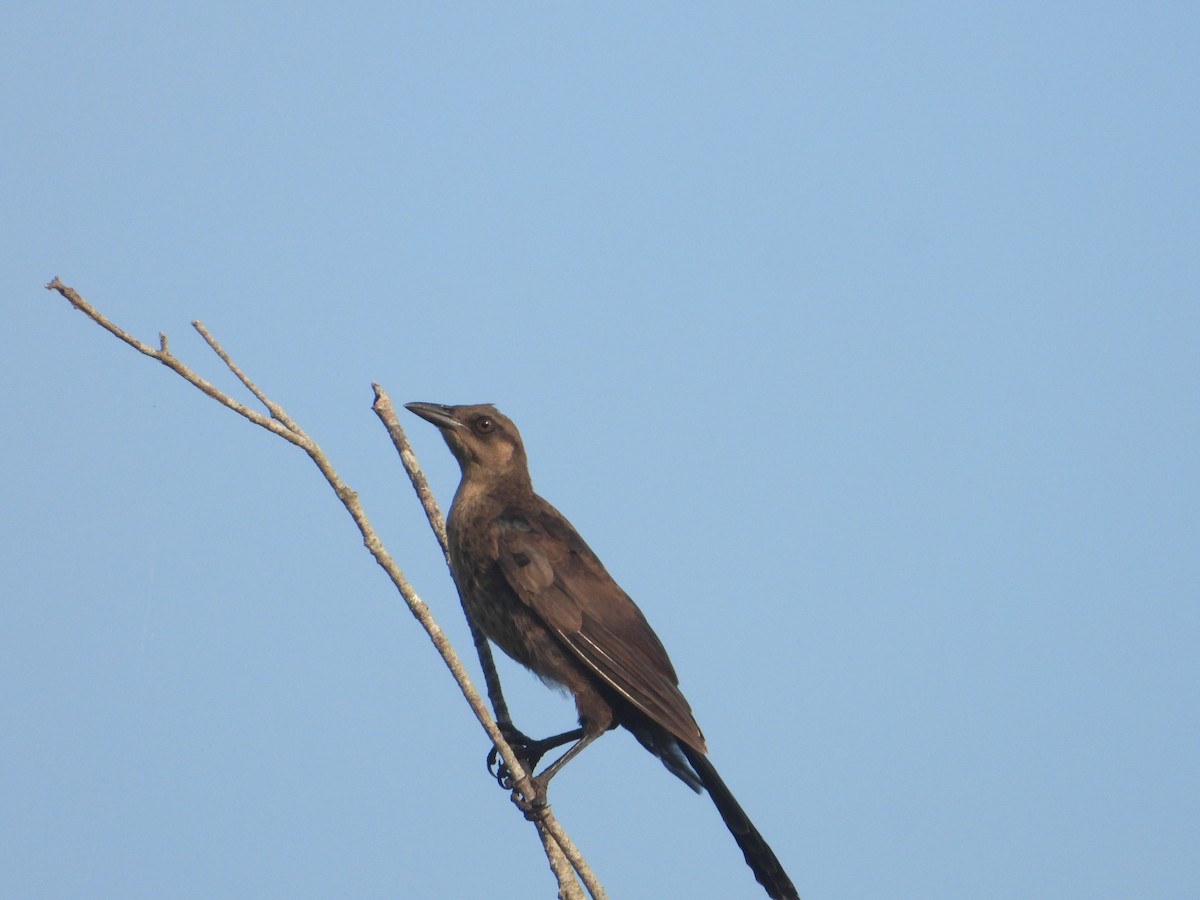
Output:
[404, 402, 464, 431]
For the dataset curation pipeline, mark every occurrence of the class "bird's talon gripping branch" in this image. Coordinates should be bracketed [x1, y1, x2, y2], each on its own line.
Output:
[487, 745, 521, 789]
[488, 723, 529, 787]
[486, 745, 507, 786]
[512, 783, 550, 818]
[489, 725, 586, 789]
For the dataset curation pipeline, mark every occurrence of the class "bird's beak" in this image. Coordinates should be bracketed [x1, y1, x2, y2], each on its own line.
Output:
[404, 402, 464, 431]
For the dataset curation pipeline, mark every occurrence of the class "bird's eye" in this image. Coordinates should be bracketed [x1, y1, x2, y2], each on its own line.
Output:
[474, 416, 495, 434]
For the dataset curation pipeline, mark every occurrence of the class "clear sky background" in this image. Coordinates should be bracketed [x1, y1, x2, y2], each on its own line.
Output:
[4, 4, 1197, 899]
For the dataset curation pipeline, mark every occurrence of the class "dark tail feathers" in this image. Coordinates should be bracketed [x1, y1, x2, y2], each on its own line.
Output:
[682, 745, 800, 900]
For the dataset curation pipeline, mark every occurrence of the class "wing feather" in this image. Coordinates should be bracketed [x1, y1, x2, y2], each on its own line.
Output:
[496, 506, 705, 752]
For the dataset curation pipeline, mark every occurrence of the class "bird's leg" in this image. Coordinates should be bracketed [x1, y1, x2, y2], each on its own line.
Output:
[488, 724, 585, 789]
[529, 730, 601, 791]
[505, 728, 605, 813]
[507, 688, 616, 808]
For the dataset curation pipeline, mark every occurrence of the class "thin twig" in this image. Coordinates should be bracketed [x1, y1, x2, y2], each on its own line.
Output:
[371, 386, 515, 725]
[43, 278, 604, 900]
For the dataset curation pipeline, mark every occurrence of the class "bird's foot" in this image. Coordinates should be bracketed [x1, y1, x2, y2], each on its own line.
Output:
[511, 777, 551, 819]
[487, 724, 584, 790]
[487, 723, 549, 789]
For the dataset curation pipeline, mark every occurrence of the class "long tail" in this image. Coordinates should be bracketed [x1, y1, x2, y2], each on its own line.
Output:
[681, 744, 800, 900]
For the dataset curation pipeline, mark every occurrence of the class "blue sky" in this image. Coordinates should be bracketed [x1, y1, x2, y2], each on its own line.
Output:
[4, 4, 1197, 898]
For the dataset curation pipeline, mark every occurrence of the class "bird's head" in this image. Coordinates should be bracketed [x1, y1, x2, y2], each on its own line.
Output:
[405, 402, 530, 487]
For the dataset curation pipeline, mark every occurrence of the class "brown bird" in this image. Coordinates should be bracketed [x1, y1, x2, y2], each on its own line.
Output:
[406, 401, 799, 900]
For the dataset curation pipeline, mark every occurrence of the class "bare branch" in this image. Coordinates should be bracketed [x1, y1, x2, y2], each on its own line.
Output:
[45, 277, 301, 448]
[371, 386, 516, 725]
[44, 278, 605, 900]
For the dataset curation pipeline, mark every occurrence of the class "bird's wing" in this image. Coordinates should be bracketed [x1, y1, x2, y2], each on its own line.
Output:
[496, 505, 706, 752]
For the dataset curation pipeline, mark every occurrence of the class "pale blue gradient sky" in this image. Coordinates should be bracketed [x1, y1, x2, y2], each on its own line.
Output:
[4, 4, 1197, 898]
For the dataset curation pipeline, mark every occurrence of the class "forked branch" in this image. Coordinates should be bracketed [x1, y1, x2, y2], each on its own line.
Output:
[43, 277, 603, 900]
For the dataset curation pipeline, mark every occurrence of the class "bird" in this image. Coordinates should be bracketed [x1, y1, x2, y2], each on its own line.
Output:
[406, 401, 799, 900]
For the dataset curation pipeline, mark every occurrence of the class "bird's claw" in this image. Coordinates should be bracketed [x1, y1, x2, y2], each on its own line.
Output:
[487, 724, 548, 789]
[487, 745, 516, 788]
[512, 782, 550, 819]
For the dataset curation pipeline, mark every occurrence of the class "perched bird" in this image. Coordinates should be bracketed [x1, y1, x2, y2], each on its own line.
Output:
[406, 402, 799, 900]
